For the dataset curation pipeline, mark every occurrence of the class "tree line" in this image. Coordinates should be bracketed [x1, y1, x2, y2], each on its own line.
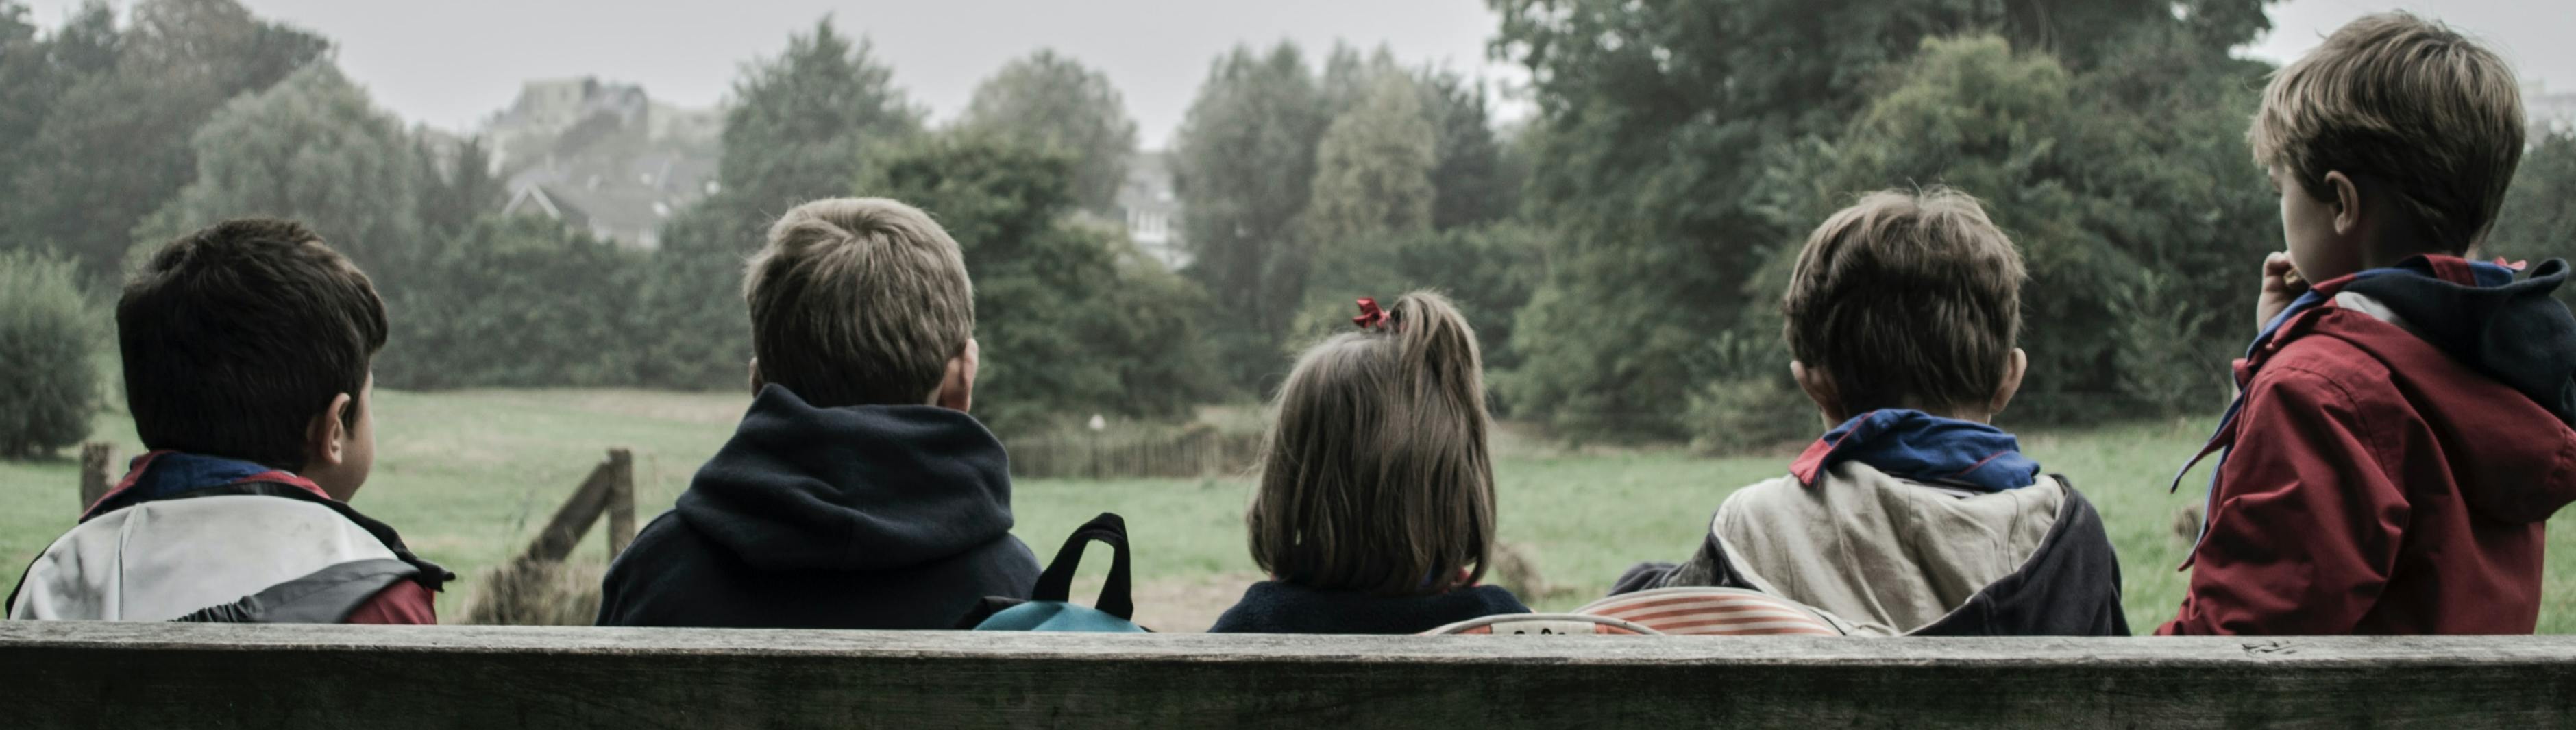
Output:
[5, 0, 2574, 455]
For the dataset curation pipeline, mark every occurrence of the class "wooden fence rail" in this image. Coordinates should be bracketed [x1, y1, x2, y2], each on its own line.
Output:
[1, 623, 2570, 729]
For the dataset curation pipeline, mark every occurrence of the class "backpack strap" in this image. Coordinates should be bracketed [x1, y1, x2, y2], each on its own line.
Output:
[1032, 512, 1133, 620]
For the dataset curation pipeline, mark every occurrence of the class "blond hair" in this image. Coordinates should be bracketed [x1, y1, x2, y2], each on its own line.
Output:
[2250, 12, 2524, 253]
[1247, 291, 1495, 596]
[1783, 188, 2026, 414]
[743, 198, 974, 409]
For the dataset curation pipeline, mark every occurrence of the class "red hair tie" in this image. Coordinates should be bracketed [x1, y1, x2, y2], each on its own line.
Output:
[1352, 297, 1390, 330]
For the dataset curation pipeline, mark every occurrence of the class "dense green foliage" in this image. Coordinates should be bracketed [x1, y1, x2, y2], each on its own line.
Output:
[0, 252, 95, 459]
[2, 0, 327, 282]
[865, 134, 1218, 433]
[136, 63, 429, 274]
[1488, 0, 2278, 441]
[1173, 42, 1534, 392]
[957, 50, 1141, 214]
[378, 217, 647, 389]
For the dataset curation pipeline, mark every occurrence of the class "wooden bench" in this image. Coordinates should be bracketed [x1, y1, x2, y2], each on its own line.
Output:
[2, 623, 2570, 728]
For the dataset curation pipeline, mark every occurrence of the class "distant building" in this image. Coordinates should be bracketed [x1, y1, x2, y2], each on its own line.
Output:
[486, 77, 720, 250]
[1116, 151, 1189, 270]
[502, 149, 715, 250]
[487, 77, 651, 172]
[2529, 80, 2576, 136]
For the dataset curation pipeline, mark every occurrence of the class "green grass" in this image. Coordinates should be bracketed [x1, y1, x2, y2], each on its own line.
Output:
[3, 388, 2570, 633]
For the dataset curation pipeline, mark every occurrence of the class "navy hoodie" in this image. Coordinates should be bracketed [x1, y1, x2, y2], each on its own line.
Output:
[1207, 581, 1531, 634]
[596, 385, 1040, 629]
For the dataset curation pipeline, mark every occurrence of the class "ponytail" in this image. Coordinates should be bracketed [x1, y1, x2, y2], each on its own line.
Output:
[1247, 290, 1497, 596]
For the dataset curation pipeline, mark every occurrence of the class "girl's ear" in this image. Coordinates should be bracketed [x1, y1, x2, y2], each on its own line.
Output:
[304, 392, 353, 468]
[747, 357, 764, 396]
[1791, 361, 1847, 426]
[1987, 348, 2028, 422]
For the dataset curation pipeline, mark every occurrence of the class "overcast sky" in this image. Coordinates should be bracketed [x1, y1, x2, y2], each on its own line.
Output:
[19, 0, 2573, 148]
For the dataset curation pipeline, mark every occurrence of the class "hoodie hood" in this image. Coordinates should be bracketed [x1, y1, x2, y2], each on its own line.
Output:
[2338, 256, 2576, 425]
[676, 385, 1018, 572]
[1789, 409, 2040, 493]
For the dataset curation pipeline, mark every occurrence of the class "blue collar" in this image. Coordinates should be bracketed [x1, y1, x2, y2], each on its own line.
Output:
[1789, 409, 2039, 492]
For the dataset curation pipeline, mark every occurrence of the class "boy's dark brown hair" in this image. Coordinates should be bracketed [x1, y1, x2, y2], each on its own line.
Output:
[2249, 11, 2524, 253]
[743, 197, 974, 409]
[120, 218, 388, 471]
[1783, 188, 2025, 415]
[1247, 291, 1495, 596]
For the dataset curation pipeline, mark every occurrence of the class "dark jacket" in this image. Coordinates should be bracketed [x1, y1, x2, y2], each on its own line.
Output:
[2161, 256, 2576, 635]
[597, 385, 1040, 629]
[1207, 581, 1531, 634]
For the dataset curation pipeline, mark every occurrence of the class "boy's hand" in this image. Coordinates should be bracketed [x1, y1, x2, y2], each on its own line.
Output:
[2255, 251, 2308, 331]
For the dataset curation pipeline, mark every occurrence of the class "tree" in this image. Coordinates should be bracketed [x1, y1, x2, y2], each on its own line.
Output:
[634, 18, 924, 389]
[136, 62, 427, 276]
[379, 216, 646, 390]
[1305, 71, 1438, 243]
[707, 18, 921, 237]
[1170, 43, 1332, 390]
[866, 132, 1218, 433]
[1419, 68, 1517, 230]
[2489, 131, 2576, 269]
[957, 49, 1140, 213]
[0, 251, 95, 459]
[5, 0, 327, 280]
[1488, 0, 2272, 438]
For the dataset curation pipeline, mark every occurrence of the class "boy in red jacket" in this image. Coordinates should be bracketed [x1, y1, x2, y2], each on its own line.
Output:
[7, 219, 447, 624]
[2161, 12, 2576, 635]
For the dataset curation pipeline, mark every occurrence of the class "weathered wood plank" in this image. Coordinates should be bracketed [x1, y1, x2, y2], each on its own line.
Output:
[604, 448, 635, 559]
[75, 442, 112, 513]
[1, 624, 2569, 729]
[520, 459, 615, 563]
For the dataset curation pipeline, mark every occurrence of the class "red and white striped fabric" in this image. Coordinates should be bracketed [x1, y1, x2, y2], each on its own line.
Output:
[1423, 613, 1658, 635]
[1573, 587, 1847, 636]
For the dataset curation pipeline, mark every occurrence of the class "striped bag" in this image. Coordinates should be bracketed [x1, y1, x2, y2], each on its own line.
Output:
[1572, 587, 1847, 636]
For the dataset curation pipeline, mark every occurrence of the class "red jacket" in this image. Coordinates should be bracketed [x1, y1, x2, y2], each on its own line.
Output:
[2161, 256, 2576, 635]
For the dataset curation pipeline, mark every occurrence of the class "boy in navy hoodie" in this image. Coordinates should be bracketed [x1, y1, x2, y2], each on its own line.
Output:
[9, 218, 447, 624]
[2160, 14, 2576, 635]
[1615, 189, 2126, 636]
[597, 197, 1040, 629]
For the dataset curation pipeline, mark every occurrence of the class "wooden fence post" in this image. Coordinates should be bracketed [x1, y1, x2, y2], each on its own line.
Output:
[605, 448, 635, 560]
[76, 443, 113, 513]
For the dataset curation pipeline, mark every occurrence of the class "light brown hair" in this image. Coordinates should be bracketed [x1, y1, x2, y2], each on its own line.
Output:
[1783, 188, 2025, 415]
[1247, 291, 1495, 596]
[743, 197, 974, 409]
[2250, 12, 2524, 253]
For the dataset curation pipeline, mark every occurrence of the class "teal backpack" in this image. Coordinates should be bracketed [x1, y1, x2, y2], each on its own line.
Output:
[966, 512, 1146, 633]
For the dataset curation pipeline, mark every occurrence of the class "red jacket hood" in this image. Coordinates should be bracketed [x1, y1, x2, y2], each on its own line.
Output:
[2282, 292, 2576, 525]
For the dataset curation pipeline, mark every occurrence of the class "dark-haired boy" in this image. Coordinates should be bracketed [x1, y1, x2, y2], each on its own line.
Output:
[7, 219, 448, 623]
[2161, 13, 2576, 635]
[1613, 188, 2126, 636]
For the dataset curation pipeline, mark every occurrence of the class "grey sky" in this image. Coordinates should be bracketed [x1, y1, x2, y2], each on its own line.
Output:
[19, 1, 2575, 149]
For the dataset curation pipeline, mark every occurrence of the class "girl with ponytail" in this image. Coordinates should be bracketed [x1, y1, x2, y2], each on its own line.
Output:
[1207, 291, 1530, 633]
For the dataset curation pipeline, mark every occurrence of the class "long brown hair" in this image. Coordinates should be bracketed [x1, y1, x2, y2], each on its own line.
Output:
[1246, 291, 1495, 596]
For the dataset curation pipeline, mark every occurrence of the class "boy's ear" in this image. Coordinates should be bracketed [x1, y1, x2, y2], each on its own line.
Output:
[935, 338, 979, 413]
[305, 392, 354, 468]
[1987, 348, 2028, 421]
[748, 357, 765, 396]
[2324, 171, 2363, 234]
[1791, 361, 1846, 426]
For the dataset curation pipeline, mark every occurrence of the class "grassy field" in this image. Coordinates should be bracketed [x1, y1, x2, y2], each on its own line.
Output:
[3, 386, 2570, 633]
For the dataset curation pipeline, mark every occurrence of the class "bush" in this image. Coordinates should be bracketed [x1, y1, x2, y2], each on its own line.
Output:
[1684, 376, 1816, 455]
[0, 251, 98, 459]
